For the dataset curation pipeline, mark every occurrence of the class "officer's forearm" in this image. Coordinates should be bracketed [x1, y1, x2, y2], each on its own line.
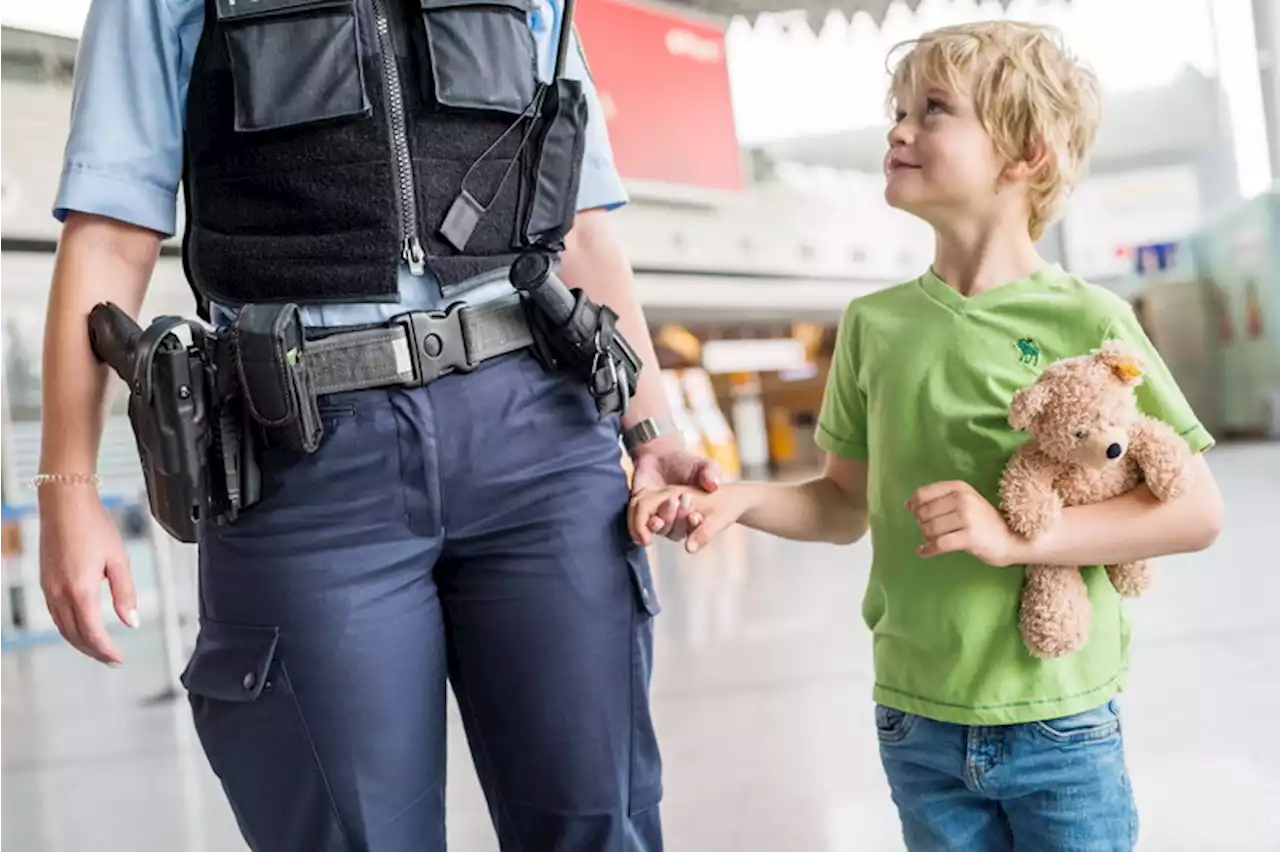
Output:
[559, 209, 671, 432]
[39, 213, 157, 484]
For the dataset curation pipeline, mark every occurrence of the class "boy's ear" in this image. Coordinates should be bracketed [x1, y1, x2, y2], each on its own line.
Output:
[1004, 137, 1052, 182]
[1009, 383, 1047, 430]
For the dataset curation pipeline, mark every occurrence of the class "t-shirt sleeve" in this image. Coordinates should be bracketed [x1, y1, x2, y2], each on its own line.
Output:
[1100, 301, 1215, 454]
[815, 301, 869, 460]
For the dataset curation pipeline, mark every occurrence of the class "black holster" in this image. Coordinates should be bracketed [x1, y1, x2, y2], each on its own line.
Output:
[88, 303, 262, 543]
[509, 250, 642, 418]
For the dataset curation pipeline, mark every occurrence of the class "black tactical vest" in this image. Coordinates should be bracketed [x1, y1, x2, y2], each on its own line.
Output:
[180, 0, 588, 310]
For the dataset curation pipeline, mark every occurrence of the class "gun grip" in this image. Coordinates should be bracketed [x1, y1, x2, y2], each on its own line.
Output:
[88, 302, 141, 382]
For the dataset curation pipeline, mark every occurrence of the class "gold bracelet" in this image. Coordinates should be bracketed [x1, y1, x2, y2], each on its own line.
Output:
[28, 472, 102, 489]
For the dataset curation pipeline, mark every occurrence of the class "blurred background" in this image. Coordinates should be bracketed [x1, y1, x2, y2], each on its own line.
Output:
[2, 0, 1278, 850]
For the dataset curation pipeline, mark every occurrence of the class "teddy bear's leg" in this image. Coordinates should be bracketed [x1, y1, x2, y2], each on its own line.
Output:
[1020, 565, 1091, 659]
[1107, 560, 1153, 597]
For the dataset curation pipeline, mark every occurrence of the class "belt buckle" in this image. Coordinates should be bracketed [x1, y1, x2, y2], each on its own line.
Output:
[392, 302, 474, 387]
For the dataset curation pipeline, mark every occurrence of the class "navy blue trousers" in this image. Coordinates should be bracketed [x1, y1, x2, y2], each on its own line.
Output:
[181, 350, 664, 852]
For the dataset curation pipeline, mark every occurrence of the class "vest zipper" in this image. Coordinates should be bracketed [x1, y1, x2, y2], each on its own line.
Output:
[371, 0, 427, 277]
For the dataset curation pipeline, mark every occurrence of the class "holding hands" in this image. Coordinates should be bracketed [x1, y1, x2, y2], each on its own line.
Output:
[628, 484, 751, 553]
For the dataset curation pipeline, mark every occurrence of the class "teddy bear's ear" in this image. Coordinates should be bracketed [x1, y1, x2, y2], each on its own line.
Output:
[1009, 383, 1047, 430]
[1094, 338, 1145, 386]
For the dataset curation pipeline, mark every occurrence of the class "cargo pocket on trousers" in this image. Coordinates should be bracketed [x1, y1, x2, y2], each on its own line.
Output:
[216, 0, 371, 133]
[418, 0, 539, 115]
[181, 621, 350, 852]
[626, 546, 663, 815]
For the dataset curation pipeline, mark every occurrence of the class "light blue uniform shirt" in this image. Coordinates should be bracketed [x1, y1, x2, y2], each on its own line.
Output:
[53, 0, 628, 328]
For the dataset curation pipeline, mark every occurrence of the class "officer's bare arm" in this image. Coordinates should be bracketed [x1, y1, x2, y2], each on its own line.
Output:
[39, 212, 157, 485]
[558, 208, 674, 441]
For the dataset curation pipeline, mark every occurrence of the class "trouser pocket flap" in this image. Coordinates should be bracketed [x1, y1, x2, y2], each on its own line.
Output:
[626, 546, 661, 617]
[181, 621, 280, 702]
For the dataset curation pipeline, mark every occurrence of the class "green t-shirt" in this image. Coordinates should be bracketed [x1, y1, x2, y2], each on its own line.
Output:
[816, 264, 1214, 726]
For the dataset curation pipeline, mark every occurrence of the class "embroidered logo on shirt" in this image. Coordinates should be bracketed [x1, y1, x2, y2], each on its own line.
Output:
[1015, 338, 1040, 365]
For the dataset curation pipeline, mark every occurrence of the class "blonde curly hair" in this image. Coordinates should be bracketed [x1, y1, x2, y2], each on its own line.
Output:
[887, 21, 1102, 240]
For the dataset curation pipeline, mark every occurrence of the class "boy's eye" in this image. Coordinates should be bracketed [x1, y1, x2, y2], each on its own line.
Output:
[925, 98, 946, 114]
[893, 109, 907, 122]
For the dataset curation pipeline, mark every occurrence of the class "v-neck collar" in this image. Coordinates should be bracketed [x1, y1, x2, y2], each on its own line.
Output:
[918, 263, 1066, 313]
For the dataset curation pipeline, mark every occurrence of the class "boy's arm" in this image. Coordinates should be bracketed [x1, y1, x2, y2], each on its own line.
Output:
[1019, 452, 1222, 566]
[915, 295, 1223, 567]
[732, 453, 870, 545]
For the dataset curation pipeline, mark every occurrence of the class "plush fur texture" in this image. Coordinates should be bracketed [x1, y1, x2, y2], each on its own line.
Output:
[999, 339, 1192, 659]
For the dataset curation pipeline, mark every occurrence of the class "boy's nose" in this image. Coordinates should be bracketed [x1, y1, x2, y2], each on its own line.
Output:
[1106, 443, 1123, 459]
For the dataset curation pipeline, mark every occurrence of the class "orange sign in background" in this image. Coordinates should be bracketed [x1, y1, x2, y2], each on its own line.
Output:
[574, 0, 744, 193]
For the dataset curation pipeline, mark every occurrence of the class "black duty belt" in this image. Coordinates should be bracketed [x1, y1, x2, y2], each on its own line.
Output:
[83, 250, 639, 544]
[302, 298, 534, 395]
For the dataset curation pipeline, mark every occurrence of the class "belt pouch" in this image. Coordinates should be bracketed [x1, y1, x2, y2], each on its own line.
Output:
[231, 303, 323, 454]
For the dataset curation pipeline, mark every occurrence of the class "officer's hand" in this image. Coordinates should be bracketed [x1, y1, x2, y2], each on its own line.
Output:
[38, 491, 138, 665]
[629, 436, 721, 541]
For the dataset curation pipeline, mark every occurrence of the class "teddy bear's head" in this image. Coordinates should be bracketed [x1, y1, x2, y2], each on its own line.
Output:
[1008, 339, 1146, 467]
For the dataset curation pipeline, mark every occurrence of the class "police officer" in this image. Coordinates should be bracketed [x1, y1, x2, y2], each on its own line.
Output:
[35, 0, 719, 847]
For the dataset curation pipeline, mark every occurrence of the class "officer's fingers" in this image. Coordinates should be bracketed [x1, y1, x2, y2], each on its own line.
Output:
[628, 496, 658, 546]
[653, 493, 686, 532]
[46, 595, 96, 661]
[630, 491, 678, 545]
[106, 558, 140, 630]
[697, 460, 723, 492]
[69, 586, 123, 666]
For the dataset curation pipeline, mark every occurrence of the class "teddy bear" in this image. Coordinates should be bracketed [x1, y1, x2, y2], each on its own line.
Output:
[998, 339, 1192, 659]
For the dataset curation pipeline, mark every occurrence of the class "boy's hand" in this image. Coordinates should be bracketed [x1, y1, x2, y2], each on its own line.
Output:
[629, 485, 749, 553]
[907, 481, 1025, 567]
[628, 435, 721, 541]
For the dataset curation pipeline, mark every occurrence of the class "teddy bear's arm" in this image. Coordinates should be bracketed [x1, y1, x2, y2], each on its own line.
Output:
[1129, 418, 1192, 503]
[999, 445, 1064, 539]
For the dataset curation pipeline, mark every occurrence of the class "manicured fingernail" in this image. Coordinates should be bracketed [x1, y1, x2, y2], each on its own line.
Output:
[650, 517, 664, 531]
[688, 540, 700, 553]
[108, 661, 123, 669]
[126, 609, 140, 629]
[680, 493, 692, 509]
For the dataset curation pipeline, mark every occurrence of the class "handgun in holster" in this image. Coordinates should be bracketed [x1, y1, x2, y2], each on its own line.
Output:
[88, 303, 259, 543]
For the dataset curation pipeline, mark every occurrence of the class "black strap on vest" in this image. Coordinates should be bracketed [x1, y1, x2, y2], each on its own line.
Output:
[441, 0, 588, 256]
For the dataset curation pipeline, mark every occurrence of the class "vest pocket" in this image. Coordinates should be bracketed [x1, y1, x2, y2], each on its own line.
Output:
[519, 78, 589, 250]
[419, 0, 539, 116]
[216, 0, 371, 133]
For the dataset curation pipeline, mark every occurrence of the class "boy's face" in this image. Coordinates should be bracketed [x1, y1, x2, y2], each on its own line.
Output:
[884, 83, 1011, 228]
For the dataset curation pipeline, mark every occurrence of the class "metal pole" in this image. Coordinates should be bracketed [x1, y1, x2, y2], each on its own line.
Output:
[1253, 0, 1280, 185]
[143, 514, 185, 703]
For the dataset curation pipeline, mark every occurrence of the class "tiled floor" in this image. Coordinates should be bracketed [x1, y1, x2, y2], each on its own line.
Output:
[3, 442, 1278, 851]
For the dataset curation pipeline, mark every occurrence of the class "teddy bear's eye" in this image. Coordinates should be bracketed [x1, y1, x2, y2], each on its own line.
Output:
[1074, 429, 1089, 440]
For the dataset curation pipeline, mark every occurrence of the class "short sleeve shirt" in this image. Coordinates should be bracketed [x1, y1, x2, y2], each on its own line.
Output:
[817, 264, 1213, 725]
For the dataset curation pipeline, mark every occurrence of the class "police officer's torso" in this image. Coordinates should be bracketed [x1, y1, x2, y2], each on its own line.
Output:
[182, 0, 582, 316]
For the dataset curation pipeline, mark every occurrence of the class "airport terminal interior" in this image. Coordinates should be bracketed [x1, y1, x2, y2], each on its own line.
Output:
[3, 0, 1280, 849]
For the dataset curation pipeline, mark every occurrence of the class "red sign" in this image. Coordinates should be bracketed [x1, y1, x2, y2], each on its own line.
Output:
[574, 0, 744, 193]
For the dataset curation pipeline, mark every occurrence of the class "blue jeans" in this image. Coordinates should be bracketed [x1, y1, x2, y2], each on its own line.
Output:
[877, 699, 1138, 852]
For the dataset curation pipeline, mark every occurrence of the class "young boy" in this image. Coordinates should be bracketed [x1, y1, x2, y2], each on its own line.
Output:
[630, 21, 1223, 852]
